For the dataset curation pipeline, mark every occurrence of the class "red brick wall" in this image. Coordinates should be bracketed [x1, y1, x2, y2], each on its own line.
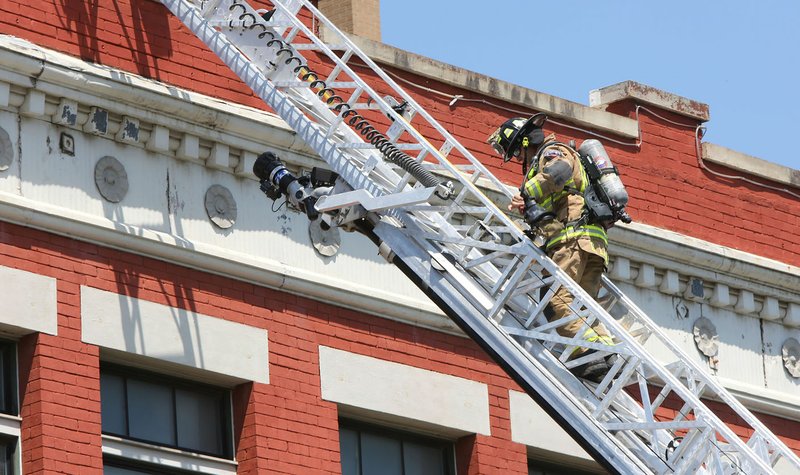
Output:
[3, 0, 798, 266]
[2, 1, 800, 473]
[2, 221, 798, 474]
[0, 220, 535, 474]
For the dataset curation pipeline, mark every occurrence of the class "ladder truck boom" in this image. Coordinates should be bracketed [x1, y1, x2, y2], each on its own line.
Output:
[160, 1, 800, 473]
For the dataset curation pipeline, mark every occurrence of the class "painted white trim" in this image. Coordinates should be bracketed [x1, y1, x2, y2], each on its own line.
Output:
[718, 376, 800, 420]
[102, 435, 237, 475]
[0, 35, 310, 161]
[0, 414, 20, 438]
[0, 414, 21, 475]
[613, 221, 800, 294]
[703, 142, 799, 185]
[319, 346, 491, 436]
[81, 286, 269, 384]
[0, 190, 453, 334]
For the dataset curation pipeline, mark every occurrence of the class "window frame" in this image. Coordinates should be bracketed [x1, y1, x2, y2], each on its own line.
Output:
[100, 363, 234, 460]
[339, 419, 456, 475]
[103, 453, 205, 474]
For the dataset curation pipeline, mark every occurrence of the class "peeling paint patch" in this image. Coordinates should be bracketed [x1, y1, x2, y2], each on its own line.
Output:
[83, 107, 109, 135]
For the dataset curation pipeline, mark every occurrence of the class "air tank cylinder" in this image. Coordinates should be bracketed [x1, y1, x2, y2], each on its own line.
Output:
[578, 139, 629, 207]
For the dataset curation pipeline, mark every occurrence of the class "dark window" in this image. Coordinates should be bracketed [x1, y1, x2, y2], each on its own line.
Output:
[0, 436, 15, 475]
[100, 365, 232, 459]
[0, 340, 17, 416]
[339, 420, 455, 475]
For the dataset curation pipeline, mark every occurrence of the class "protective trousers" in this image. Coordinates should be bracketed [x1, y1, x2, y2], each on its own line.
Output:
[545, 240, 611, 346]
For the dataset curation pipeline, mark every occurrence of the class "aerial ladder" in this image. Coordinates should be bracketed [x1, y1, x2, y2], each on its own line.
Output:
[160, 1, 800, 473]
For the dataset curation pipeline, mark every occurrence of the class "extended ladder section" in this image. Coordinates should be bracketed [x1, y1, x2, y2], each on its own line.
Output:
[161, 1, 800, 473]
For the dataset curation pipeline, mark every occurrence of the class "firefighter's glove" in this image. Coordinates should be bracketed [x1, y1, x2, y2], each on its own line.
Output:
[523, 195, 555, 227]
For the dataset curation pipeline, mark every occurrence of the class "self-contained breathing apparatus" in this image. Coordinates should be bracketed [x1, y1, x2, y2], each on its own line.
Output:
[576, 139, 631, 227]
[521, 139, 631, 232]
[487, 114, 631, 232]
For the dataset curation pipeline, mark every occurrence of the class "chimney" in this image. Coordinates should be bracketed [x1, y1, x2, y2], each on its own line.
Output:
[317, 0, 381, 42]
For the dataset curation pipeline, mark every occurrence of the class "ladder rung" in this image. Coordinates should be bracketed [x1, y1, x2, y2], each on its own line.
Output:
[161, 0, 800, 472]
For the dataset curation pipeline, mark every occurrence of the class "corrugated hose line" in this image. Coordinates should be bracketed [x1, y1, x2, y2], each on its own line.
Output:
[227, 0, 443, 190]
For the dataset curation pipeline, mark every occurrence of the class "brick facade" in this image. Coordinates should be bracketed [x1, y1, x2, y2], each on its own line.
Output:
[1, 1, 799, 474]
[3, 0, 798, 265]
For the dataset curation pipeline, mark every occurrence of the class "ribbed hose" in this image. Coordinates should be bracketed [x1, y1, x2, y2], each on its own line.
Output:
[230, 1, 443, 189]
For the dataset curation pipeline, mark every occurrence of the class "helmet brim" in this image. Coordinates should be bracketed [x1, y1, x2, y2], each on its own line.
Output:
[503, 113, 547, 161]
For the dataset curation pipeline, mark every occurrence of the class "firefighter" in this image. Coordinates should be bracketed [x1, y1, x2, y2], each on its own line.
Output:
[487, 113, 615, 382]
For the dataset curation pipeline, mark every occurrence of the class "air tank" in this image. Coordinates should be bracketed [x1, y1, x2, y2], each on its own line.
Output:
[578, 139, 629, 207]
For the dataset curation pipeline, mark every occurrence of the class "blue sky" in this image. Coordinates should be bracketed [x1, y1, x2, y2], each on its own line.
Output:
[381, 1, 800, 171]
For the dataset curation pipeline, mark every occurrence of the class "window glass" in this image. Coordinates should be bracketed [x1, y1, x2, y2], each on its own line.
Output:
[127, 379, 175, 446]
[361, 433, 402, 475]
[100, 373, 126, 435]
[0, 437, 15, 475]
[100, 365, 232, 459]
[403, 441, 446, 475]
[175, 388, 223, 455]
[339, 428, 360, 475]
[339, 420, 455, 475]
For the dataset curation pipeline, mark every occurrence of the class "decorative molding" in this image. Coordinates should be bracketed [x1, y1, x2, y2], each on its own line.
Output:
[204, 184, 237, 229]
[783, 338, 800, 379]
[94, 156, 129, 203]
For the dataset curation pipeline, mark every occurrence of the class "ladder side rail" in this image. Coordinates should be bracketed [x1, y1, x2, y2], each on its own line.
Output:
[492, 245, 779, 472]
[228, 0, 525, 247]
[165, 1, 794, 472]
[246, 18, 767, 456]
[391, 210, 744, 473]
[602, 276, 800, 470]
[411, 227, 736, 468]
[259, 2, 543, 270]
[269, 0, 516, 202]
[372, 220, 660, 474]
[598, 304, 777, 471]
[195, 0, 424, 201]
[213, 1, 435, 200]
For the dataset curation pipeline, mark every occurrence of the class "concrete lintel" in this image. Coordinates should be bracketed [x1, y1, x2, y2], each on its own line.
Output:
[703, 142, 800, 186]
[81, 286, 270, 384]
[346, 35, 640, 139]
[319, 346, 491, 436]
[589, 80, 710, 122]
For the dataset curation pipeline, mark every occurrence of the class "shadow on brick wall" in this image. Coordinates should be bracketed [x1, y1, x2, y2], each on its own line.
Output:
[59, 0, 172, 80]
